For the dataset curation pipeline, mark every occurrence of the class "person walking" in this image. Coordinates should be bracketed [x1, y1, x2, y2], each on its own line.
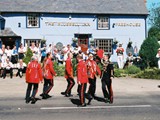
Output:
[86, 53, 101, 104]
[61, 52, 75, 97]
[77, 54, 88, 107]
[25, 56, 43, 104]
[41, 52, 56, 99]
[101, 54, 114, 104]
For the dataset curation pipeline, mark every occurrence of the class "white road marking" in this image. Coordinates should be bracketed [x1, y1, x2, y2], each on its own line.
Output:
[40, 105, 151, 110]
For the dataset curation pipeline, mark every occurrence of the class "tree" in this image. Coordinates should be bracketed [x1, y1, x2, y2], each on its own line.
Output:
[139, 37, 160, 68]
[148, 3, 160, 29]
[148, 26, 160, 41]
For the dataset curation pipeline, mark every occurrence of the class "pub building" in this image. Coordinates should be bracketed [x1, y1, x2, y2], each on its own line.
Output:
[0, 0, 148, 60]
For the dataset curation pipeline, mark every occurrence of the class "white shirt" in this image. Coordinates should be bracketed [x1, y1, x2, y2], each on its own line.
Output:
[2, 61, 13, 69]
[18, 47, 26, 53]
[5, 49, 12, 57]
[17, 62, 27, 69]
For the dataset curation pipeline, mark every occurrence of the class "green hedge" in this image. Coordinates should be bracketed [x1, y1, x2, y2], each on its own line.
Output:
[53, 61, 160, 80]
[125, 65, 141, 74]
[135, 68, 160, 80]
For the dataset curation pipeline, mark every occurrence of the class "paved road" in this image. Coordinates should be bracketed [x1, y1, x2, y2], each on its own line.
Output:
[0, 77, 160, 120]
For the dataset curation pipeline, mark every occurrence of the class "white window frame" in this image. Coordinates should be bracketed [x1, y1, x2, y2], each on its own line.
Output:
[27, 13, 40, 28]
[97, 16, 109, 30]
[95, 39, 113, 54]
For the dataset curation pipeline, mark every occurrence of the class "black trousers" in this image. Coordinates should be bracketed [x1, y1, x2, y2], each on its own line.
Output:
[88, 76, 96, 97]
[16, 68, 23, 77]
[78, 83, 87, 105]
[65, 77, 75, 95]
[43, 78, 54, 94]
[25, 83, 38, 99]
[2, 68, 13, 78]
[101, 78, 113, 100]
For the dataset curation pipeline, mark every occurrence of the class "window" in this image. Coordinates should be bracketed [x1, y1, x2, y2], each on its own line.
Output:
[27, 13, 40, 28]
[98, 16, 109, 30]
[95, 39, 113, 54]
[24, 39, 41, 47]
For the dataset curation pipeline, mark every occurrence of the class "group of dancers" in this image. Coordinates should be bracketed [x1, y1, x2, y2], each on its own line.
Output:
[25, 52, 114, 106]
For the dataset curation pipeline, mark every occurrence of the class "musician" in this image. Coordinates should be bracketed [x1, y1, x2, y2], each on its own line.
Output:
[101, 54, 114, 104]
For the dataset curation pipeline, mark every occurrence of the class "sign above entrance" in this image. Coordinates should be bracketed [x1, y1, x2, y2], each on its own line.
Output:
[113, 22, 141, 27]
[45, 22, 90, 27]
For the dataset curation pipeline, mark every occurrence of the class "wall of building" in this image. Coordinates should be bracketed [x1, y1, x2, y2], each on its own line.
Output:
[2, 13, 147, 61]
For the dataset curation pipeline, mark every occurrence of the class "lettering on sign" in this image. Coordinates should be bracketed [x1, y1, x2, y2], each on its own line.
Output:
[114, 23, 141, 27]
[45, 22, 90, 27]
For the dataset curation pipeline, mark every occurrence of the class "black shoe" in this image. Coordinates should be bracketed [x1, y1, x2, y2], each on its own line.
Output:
[31, 97, 37, 104]
[42, 94, 48, 99]
[78, 103, 87, 107]
[46, 94, 52, 98]
[104, 98, 110, 103]
[40, 93, 44, 97]
[65, 93, 73, 97]
[25, 97, 31, 104]
[42, 94, 52, 99]
[87, 97, 93, 105]
[61, 92, 66, 95]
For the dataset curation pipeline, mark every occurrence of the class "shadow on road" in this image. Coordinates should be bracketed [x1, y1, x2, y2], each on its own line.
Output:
[94, 96, 105, 102]
[70, 98, 81, 105]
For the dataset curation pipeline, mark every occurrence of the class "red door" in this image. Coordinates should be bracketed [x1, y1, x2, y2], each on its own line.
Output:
[78, 35, 89, 53]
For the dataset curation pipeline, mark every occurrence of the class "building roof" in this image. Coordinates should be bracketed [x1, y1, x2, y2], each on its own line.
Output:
[0, 0, 148, 15]
[0, 28, 21, 37]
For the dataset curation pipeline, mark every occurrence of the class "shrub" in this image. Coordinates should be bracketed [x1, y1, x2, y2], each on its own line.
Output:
[114, 69, 126, 77]
[54, 62, 65, 76]
[23, 47, 33, 64]
[125, 65, 141, 74]
[72, 58, 77, 76]
[139, 37, 160, 68]
[135, 68, 160, 80]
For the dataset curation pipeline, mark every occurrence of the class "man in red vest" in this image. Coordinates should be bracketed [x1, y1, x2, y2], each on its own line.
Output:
[25, 56, 43, 104]
[61, 52, 75, 97]
[86, 53, 101, 104]
[77, 54, 88, 107]
[41, 52, 56, 99]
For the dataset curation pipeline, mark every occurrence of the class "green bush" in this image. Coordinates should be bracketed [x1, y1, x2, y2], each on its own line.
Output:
[72, 58, 77, 76]
[135, 68, 160, 80]
[125, 65, 141, 74]
[139, 37, 160, 68]
[114, 69, 126, 77]
[23, 48, 33, 64]
[54, 62, 65, 76]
